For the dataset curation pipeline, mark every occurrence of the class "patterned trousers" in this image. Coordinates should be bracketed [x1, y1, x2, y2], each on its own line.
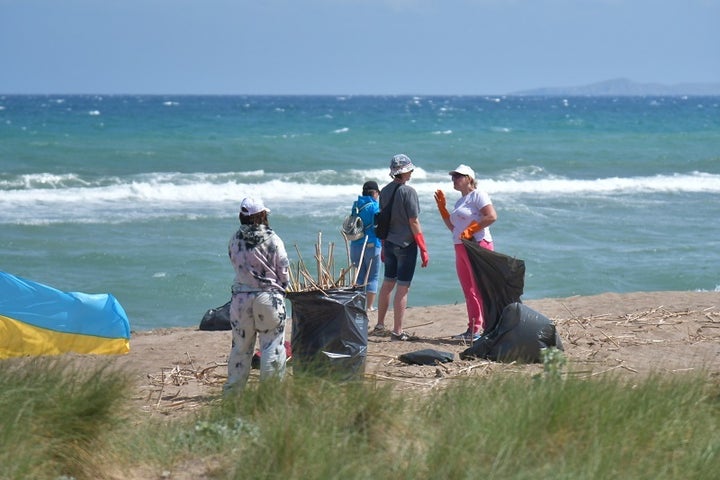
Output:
[224, 291, 287, 392]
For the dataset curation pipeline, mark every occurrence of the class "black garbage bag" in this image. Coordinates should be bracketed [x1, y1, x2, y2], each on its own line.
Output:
[460, 302, 564, 363]
[199, 300, 231, 331]
[463, 239, 525, 333]
[399, 349, 454, 365]
[287, 288, 368, 381]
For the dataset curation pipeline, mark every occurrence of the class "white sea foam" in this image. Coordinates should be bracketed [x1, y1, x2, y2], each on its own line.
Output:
[482, 172, 720, 195]
[2, 170, 717, 225]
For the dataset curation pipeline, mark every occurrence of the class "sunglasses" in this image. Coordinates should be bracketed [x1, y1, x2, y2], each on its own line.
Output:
[451, 173, 466, 180]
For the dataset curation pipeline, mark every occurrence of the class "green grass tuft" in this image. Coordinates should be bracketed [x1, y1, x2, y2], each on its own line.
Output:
[2, 359, 718, 480]
[0, 357, 131, 480]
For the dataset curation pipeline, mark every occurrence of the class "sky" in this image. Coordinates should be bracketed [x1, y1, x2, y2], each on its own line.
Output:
[1, 0, 718, 95]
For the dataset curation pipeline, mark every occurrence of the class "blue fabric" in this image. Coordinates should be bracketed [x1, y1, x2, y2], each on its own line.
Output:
[381, 241, 419, 286]
[349, 195, 380, 246]
[0, 271, 131, 339]
[350, 242, 381, 293]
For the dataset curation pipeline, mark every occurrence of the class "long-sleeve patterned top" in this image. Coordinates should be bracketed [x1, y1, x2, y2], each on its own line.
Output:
[228, 224, 290, 294]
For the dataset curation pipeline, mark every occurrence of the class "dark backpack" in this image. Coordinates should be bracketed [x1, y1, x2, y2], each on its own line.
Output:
[374, 184, 399, 240]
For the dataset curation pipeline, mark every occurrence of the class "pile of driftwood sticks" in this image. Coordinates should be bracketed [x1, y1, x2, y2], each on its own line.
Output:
[287, 231, 373, 294]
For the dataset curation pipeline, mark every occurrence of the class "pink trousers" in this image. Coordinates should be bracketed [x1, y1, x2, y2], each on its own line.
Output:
[454, 240, 494, 334]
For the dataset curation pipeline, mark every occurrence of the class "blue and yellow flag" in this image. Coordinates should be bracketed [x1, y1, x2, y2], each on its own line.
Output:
[0, 271, 130, 358]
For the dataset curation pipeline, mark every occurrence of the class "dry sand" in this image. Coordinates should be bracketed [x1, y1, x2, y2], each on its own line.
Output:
[109, 291, 719, 418]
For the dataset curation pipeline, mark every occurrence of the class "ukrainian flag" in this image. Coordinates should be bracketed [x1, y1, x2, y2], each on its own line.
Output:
[0, 271, 130, 359]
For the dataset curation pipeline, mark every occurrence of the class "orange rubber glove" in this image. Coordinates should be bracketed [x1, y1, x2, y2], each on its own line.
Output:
[414, 233, 429, 267]
[434, 189, 450, 220]
[461, 221, 483, 240]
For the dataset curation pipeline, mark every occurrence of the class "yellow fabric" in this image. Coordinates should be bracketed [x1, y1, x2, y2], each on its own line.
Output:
[0, 314, 130, 359]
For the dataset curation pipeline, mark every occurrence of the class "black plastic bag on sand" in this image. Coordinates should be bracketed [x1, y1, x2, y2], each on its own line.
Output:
[199, 300, 231, 331]
[463, 239, 525, 333]
[287, 288, 368, 381]
[399, 349, 454, 365]
[460, 302, 564, 363]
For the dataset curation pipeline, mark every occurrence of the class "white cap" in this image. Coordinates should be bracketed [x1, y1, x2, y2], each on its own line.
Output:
[449, 164, 475, 180]
[240, 197, 270, 216]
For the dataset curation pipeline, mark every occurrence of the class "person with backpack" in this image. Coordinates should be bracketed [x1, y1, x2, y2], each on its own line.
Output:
[347, 180, 382, 312]
[371, 154, 429, 341]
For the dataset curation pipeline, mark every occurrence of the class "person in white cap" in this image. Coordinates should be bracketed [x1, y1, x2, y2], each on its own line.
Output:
[371, 154, 430, 342]
[434, 164, 497, 341]
[225, 196, 290, 393]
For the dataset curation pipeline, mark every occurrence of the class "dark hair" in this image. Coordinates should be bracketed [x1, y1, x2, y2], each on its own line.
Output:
[239, 211, 269, 226]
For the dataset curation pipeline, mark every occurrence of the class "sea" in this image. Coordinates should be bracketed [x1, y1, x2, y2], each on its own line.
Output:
[1, 94, 719, 331]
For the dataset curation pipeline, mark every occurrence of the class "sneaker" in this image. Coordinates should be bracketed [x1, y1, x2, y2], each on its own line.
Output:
[370, 324, 388, 336]
[391, 331, 420, 341]
[452, 331, 481, 341]
[391, 331, 411, 341]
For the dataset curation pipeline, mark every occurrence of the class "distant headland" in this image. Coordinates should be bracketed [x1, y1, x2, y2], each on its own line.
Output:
[510, 78, 720, 96]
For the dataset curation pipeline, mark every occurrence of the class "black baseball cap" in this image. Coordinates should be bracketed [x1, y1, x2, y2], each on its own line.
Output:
[362, 181, 379, 194]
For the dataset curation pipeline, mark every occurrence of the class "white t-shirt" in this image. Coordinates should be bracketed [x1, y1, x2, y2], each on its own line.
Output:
[449, 190, 493, 244]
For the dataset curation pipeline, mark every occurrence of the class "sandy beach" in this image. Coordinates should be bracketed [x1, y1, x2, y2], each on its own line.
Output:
[107, 291, 720, 418]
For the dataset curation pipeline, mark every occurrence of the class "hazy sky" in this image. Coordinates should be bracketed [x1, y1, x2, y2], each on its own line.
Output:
[1, 0, 718, 95]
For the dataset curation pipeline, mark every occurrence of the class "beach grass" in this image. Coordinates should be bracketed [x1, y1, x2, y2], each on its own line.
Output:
[0, 357, 130, 480]
[1, 360, 718, 480]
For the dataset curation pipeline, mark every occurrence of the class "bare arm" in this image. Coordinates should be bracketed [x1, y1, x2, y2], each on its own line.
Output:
[409, 217, 422, 235]
[480, 203, 497, 228]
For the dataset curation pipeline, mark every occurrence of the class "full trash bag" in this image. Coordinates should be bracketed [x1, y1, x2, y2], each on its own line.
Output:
[287, 288, 368, 381]
[198, 300, 231, 331]
[460, 240, 563, 363]
[462, 239, 525, 333]
[461, 302, 564, 363]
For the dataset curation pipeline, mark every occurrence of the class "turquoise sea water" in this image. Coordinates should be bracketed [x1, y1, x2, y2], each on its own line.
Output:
[1, 94, 719, 330]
